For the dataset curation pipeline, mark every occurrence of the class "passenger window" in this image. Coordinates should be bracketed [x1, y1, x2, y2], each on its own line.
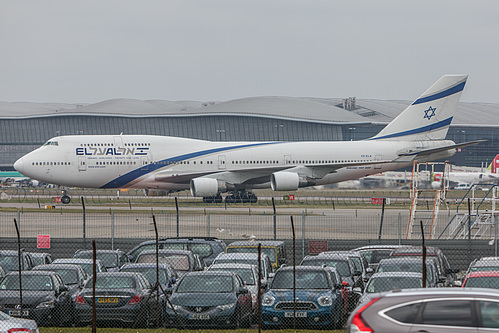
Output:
[479, 300, 499, 328]
[420, 300, 474, 327]
[385, 302, 421, 323]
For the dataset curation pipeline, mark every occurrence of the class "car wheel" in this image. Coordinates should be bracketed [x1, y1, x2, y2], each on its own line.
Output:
[230, 311, 241, 329]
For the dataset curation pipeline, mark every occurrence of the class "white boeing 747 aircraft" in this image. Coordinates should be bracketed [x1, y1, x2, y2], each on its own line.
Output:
[14, 75, 482, 204]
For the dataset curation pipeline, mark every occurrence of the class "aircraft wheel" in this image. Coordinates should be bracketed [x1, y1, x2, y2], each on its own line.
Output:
[61, 195, 71, 204]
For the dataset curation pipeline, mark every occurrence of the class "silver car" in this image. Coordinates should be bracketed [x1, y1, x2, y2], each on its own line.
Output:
[0, 308, 39, 332]
[347, 288, 499, 332]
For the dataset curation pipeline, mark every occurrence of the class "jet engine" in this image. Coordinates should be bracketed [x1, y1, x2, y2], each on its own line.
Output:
[270, 172, 316, 191]
[190, 178, 228, 197]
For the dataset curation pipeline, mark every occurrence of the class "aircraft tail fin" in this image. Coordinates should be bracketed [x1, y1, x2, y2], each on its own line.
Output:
[370, 75, 468, 141]
[486, 154, 499, 173]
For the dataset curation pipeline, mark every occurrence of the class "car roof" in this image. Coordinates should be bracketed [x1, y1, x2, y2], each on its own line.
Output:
[466, 270, 499, 278]
[32, 264, 83, 271]
[227, 240, 284, 247]
[0, 250, 23, 256]
[278, 265, 329, 272]
[322, 251, 362, 257]
[215, 252, 267, 259]
[352, 245, 412, 251]
[378, 257, 437, 264]
[473, 260, 499, 267]
[381, 287, 499, 299]
[140, 249, 192, 256]
[209, 263, 257, 270]
[53, 258, 103, 264]
[390, 246, 439, 255]
[94, 271, 143, 278]
[369, 271, 423, 278]
[305, 253, 350, 260]
[27, 252, 51, 257]
[120, 263, 171, 270]
[6, 270, 58, 277]
[183, 270, 236, 277]
[75, 249, 122, 254]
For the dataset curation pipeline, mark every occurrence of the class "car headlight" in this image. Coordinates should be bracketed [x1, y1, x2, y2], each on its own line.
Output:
[317, 295, 333, 306]
[166, 302, 181, 310]
[262, 295, 275, 307]
[36, 300, 54, 308]
[216, 303, 235, 311]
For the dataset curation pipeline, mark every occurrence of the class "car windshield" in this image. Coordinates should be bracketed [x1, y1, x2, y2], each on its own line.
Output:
[0, 275, 53, 291]
[88, 276, 136, 289]
[137, 254, 190, 271]
[176, 275, 233, 293]
[465, 276, 499, 289]
[271, 271, 329, 289]
[121, 268, 168, 285]
[49, 269, 78, 284]
[366, 276, 422, 293]
[210, 268, 255, 285]
[75, 252, 117, 269]
[301, 258, 351, 277]
[359, 249, 393, 264]
[226, 247, 276, 261]
[0, 255, 21, 271]
[377, 263, 435, 281]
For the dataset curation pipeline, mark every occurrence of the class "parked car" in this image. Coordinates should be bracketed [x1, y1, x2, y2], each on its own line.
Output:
[358, 271, 424, 304]
[324, 250, 373, 283]
[226, 240, 287, 269]
[0, 270, 73, 327]
[207, 263, 260, 316]
[135, 249, 202, 277]
[0, 264, 6, 280]
[73, 249, 130, 272]
[376, 257, 442, 287]
[467, 256, 499, 274]
[347, 288, 499, 332]
[27, 252, 53, 267]
[120, 262, 177, 294]
[32, 263, 87, 296]
[165, 271, 252, 328]
[0, 309, 39, 332]
[52, 258, 107, 277]
[0, 250, 34, 272]
[127, 237, 227, 266]
[75, 271, 163, 327]
[389, 246, 458, 286]
[352, 245, 411, 271]
[261, 265, 346, 329]
[212, 252, 274, 288]
[462, 271, 499, 289]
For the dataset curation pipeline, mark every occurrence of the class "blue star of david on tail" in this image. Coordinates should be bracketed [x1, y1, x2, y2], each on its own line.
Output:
[424, 106, 436, 120]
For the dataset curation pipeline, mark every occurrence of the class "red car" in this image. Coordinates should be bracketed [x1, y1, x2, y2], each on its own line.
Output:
[462, 270, 499, 289]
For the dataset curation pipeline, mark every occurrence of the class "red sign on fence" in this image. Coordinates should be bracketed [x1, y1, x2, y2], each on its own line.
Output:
[288, 195, 295, 200]
[371, 197, 384, 204]
[37, 235, 51, 249]
[54, 197, 62, 203]
[309, 240, 328, 254]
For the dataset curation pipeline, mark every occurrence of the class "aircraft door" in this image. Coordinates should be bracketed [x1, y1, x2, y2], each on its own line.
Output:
[374, 154, 382, 169]
[285, 155, 292, 165]
[218, 155, 226, 170]
[78, 156, 87, 171]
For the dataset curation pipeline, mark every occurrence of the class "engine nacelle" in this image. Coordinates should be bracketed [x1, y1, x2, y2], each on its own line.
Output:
[270, 172, 316, 191]
[190, 178, 227, 197]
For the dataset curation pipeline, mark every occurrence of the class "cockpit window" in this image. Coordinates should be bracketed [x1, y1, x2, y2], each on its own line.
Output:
[43, 141, 58, 146]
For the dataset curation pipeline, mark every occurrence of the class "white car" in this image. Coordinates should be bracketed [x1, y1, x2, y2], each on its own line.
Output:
[0, 310, 39, 332]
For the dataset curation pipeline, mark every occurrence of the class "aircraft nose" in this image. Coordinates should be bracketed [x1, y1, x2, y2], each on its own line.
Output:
[14, 157, 24, 174]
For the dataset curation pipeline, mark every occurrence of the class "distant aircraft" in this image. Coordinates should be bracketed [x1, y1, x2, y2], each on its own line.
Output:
[0, 171, 36, 187]
[431, 154, 499, 189]
[14, 75, 483, 204]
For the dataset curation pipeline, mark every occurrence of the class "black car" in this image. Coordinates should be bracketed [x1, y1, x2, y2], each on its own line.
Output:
[127, 237, 227, 266]
[0, 250, 34, 272]
[165, 271, 252, 329]
[120, 263, 176, 295]
[73, 249, 130, 272]
[0, 270, 73, 327]
[32, 263, 87, 296]
[75, 271, 163, 327]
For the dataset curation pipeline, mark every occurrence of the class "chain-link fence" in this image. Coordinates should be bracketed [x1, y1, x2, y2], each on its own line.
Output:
[1, 208, 499, 331]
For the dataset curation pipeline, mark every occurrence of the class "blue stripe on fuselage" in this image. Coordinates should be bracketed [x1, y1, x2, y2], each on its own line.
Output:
[412, 81, 465, 105]
[369, 117, 453, 140]
[100, 142, 280, 188]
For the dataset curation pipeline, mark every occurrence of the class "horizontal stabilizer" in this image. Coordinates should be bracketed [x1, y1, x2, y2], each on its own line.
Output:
[391, 140, 486, 163]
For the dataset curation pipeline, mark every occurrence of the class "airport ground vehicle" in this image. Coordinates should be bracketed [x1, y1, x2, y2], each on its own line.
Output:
[261, 265, 345, 329]
[0, 309, 40, 332]
[75, 271, 163, 327]
[226, 240, 287, 269]
[347, 288, 499, 332]
[73, 249, 130, 272]
[165, 271, 252, 329]
[0, 271, 73, 327]
[127, 237, 226, 266]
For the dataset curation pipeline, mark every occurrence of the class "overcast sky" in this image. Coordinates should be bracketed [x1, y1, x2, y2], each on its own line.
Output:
[1, 1, 498, 104]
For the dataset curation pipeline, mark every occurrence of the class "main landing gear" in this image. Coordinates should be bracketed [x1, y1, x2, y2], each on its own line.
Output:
[202, 191, 258, 203]
[61, 189, 71, 204]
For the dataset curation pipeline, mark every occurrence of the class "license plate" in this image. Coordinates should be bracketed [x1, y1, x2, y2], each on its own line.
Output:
[97, 297, 119, 304]
[189, 314, 210, 320]
[9, 310, 29, 317]
[284, 311, 307, 318]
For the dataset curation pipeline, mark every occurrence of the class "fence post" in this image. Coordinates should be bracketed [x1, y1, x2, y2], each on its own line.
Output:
[302, 212, 305, 260]
[272, 197, 276, 240]
[206, 212, 210, 237]
[111, 211, 115, 250]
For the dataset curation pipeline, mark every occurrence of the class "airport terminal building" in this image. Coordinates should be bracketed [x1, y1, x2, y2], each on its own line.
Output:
[1, 97, 498, 170]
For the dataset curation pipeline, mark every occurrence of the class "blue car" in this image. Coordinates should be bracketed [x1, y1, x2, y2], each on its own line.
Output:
[261, 265, 346, 329]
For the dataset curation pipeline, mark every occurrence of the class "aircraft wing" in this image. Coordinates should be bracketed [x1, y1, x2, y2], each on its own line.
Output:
[391, 140, 486, 163]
